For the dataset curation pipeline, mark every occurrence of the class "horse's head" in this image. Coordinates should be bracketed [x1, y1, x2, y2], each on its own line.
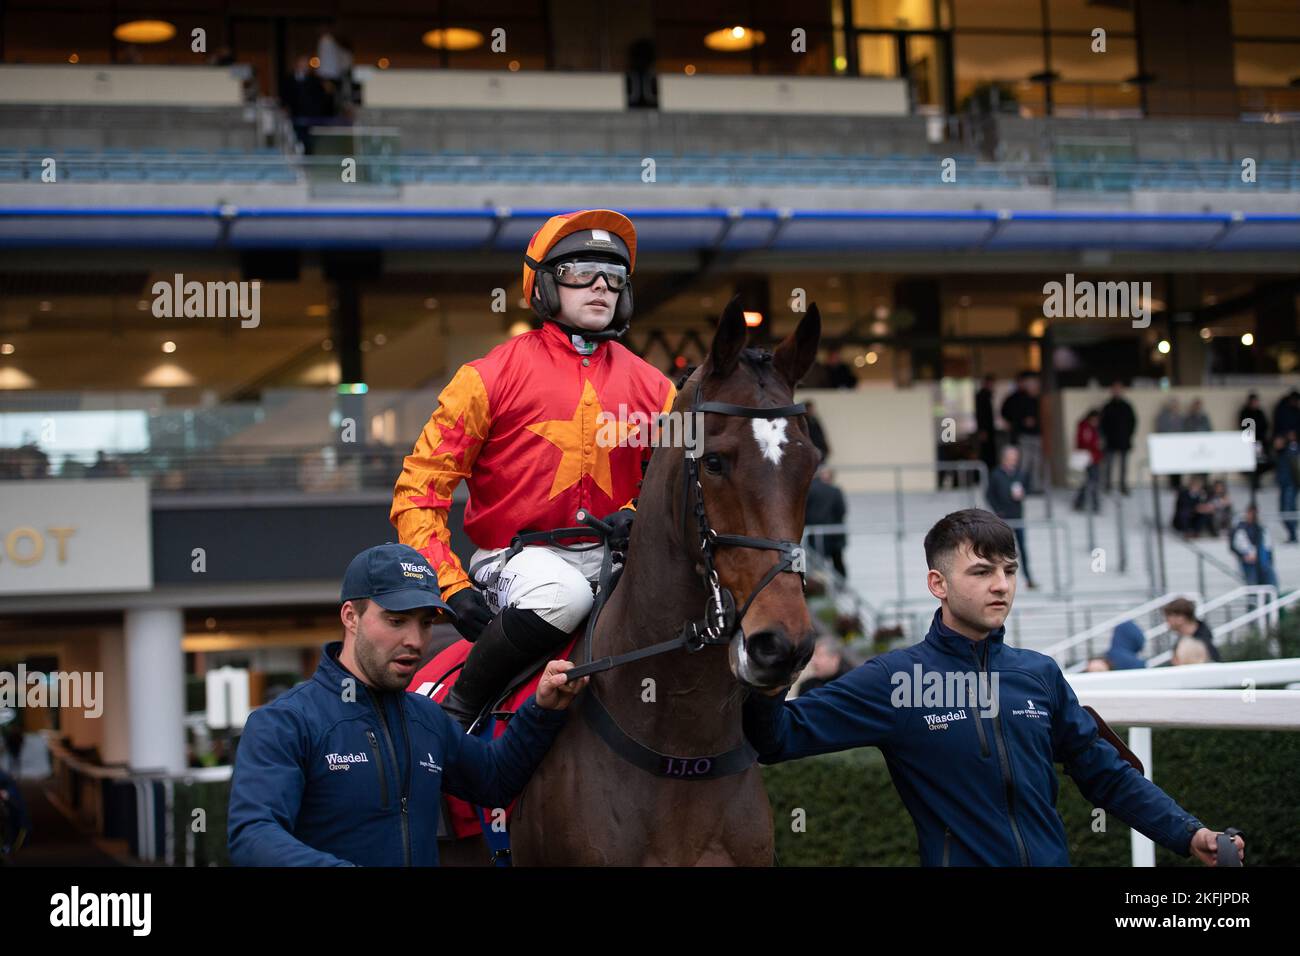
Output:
[680, 295, 822, 691]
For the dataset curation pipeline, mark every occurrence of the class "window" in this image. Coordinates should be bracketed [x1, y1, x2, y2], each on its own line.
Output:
[853, 0, 937, 29]
[1231, 0, 1300, 38]
[952, 0, 1041, 30]
[1047, 0, 1135, 33]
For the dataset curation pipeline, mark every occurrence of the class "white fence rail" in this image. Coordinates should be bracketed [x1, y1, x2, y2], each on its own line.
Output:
[1073, 658, 1300, 867]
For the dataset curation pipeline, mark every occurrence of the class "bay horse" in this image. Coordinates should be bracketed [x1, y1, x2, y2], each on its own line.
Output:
[504, 296, 823, 865]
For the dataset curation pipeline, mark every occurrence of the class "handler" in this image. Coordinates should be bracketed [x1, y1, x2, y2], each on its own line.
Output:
[227, 543, 586, 866]
[743, 508, 1246, 867]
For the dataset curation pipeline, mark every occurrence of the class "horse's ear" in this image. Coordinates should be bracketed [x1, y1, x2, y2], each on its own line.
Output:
[705, 295, 748, 379]
[773, 304, 822, 389]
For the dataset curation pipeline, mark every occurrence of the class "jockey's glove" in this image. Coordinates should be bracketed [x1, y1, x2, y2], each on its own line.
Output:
[601, 508, 636, 551]
[447, 587, 494, 642]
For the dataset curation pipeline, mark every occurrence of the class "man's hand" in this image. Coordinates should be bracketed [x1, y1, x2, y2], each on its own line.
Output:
[535, 660, 588, 710]
[1188, 828, 1244, 866]
[447, 588, 493, 642]
[601, 508, 636, 550]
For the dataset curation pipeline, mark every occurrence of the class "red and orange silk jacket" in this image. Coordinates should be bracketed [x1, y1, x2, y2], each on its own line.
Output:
[391, 320, 677, 600]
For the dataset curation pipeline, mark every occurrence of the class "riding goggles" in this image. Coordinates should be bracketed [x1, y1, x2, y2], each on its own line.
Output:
[550, 259, 629, 291]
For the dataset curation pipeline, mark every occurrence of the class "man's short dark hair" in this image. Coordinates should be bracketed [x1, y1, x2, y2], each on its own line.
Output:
[924, 509, 1018, 573]
[1163, 597, 1197, 621]
[347, 597, 371, 616]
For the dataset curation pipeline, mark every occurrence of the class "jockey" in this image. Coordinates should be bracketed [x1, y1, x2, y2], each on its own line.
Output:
[391, 209, 676, 728]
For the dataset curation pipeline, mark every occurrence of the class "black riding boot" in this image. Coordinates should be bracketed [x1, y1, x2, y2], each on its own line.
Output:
[441, 607, 570, 731]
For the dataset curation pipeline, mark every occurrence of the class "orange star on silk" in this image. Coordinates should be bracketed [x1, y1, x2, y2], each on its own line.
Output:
[527, 379, 638, 500]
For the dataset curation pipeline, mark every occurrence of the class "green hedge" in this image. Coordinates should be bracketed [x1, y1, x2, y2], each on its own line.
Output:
[170, 779, 232, 867]
[762, 729, 1300, 866]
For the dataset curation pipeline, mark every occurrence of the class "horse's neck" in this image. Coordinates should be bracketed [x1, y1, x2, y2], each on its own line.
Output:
[588, 466, 747, 756]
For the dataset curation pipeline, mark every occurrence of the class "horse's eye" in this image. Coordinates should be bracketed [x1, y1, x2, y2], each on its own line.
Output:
[702, 453, 724, 474]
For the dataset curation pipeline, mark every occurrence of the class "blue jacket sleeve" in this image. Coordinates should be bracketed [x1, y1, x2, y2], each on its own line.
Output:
[227, 705, 354, 867]
[1050, 667, 1203, 856]
[441, 694, 568, 809]
[743, 658, 899, 763]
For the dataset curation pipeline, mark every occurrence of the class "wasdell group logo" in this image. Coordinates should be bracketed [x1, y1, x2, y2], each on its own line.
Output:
[50, 886, 151, 936]
[400, 561, 432, 580]
[325, 751, 370, 771]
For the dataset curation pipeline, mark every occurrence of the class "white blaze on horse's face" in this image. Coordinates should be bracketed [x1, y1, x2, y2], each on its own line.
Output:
[750, 417, 789, 466]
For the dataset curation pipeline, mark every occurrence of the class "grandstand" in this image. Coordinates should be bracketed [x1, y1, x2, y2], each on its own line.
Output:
[0, 0, 1297, 869]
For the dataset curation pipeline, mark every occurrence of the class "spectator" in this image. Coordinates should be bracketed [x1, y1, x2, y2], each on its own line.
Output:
[315, 27, 354, 113]
[1172, 634, 1212, 666]
[1099, 381, 1136, 495]
[1162, 598, 1220, 663]
[986, 444, 1036, 588]
[1182, 400, 1213, 486]
[803, 399, 830, 463]
[822, 348, 857, 389]
[1183, 398, 1212, 433]
[999, 372, 1042, 494]
[1208, 480, 1233, 534]
[1085, 620, 1146, 671]
[1072, 408, 1102, 513]
[1155, 398, 1184, 488]
[625, 38, 659, 109]
[207, 44, 236, 67]
[86, 450, 122, 479]
[1239, 392, 1271, 492]
[1172, 476, 1214, 538]
[282, 55, 334, 151]
[795, 637, 853, 696]
[1272, 388, 1300, 448]
[805, 466, 847, 578]
[1229, 504, 1278, 588]
[0, 765, 29, 858]
[974, 374, 998, 477]
[59, 454, 88, 479]
[1275, 398, 1299, 544]
[1105, 620, 1147, 670]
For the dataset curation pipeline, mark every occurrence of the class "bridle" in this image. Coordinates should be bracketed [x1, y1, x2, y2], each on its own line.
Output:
[677, 377, 808, 651]
[562, 371, 808, 682]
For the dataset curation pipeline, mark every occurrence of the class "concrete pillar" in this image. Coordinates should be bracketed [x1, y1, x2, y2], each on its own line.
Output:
[97, 628, 130, 766]
[124, 607, 186, 774]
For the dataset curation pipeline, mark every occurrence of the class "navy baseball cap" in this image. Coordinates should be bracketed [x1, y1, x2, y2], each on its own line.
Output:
[340, 543, 456, 616]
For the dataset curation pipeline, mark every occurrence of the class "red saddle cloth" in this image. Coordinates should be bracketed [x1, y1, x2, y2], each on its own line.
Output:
[407, 636, 578, 840]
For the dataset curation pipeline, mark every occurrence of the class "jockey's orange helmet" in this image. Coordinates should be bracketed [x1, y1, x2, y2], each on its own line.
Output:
[521, 209, 637, 339]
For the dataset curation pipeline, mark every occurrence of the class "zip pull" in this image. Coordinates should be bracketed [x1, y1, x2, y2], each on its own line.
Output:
[401, 796, 409, 815]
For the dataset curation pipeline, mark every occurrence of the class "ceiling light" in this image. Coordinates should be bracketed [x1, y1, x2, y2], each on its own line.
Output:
[705, 26, 766, 51]
[114, 20, 175, 43]
[422, 28, 485, 51]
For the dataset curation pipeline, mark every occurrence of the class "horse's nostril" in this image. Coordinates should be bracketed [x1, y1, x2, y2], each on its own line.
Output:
[746, 628, 800, 671]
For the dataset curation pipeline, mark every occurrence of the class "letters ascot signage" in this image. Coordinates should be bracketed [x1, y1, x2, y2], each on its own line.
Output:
[0, 479, 151, 596]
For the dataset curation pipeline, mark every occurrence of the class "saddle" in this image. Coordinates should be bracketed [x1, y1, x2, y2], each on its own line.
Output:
[409, 633, 581, 841]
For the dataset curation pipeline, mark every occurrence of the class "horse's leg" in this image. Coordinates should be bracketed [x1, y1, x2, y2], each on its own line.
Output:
[512, 708, 648, 866]
[637, 770, 774, 866]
